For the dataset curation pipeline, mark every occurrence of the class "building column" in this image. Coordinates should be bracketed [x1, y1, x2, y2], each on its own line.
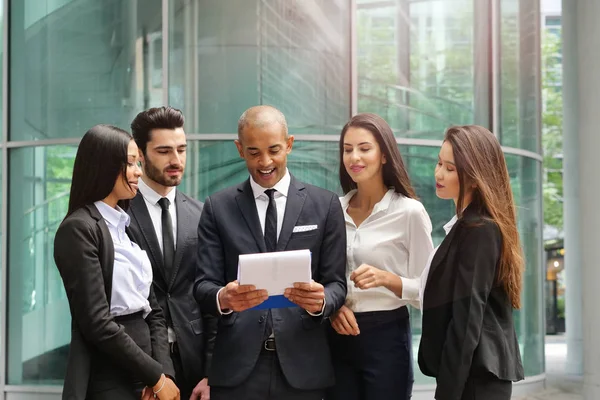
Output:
[561, 0, 583, 377]
[563, 1, 600, 398]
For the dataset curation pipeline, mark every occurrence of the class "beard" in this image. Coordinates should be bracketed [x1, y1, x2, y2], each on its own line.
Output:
[144, 158, 184, 187]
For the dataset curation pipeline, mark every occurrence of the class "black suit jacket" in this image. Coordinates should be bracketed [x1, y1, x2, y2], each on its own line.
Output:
[54, 204, 174, 400]
[418, 204, 524, 400]
[128, 191, 217, 386]
[194, 176, 347, 390]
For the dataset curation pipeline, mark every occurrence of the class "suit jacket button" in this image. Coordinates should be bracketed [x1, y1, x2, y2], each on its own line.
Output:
[167, 293, 171, 298]
[259, 316, 265, 323]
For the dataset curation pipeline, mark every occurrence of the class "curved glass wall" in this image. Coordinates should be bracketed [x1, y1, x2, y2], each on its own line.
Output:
[356, 0, 544, 381]
[3, 0, 543, 395]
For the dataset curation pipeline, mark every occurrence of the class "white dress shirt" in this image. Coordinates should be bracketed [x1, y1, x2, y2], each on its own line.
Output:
[248, 169, 290, 239]
[419, 215, 458, 307]
[341, 189, 433, 312]
[94, 201, 153, 318]
[137, 177, 177, 251]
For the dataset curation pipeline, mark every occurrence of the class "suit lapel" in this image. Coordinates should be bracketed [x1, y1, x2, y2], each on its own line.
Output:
[425, 221, 460, 289]
[129, 194, 168, 287]
[277, 177, 306, 251]
[236, 180, 267, 252]
[171, 192, 193, 290]
[86, 205, 115, 304]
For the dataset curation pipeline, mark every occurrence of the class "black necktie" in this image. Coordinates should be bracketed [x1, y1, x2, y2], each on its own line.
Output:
[263, 189, 278, 339]
[158, 197, 175, 276]
[264, 189, 278, 252]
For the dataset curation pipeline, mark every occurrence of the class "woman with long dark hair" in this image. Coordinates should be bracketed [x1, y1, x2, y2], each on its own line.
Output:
[54, 125, 179, 400]
[327, 113, 433, 400]
[418, 125, 524, 400]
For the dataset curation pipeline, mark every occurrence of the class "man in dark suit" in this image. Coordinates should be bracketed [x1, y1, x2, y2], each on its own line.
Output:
[127, 106, 216, 400]
[194, 105, 347, 400]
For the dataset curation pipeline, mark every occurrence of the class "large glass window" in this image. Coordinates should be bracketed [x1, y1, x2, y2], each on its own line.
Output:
[10, 0, 163, 141]
[500, 0, 541, 151]
[168, 0, 351, 134]
[357, 0, 474, 137]
[508, 154, 545, 376]
[7, 145, 75, 385]
[357, 0, 544, 383]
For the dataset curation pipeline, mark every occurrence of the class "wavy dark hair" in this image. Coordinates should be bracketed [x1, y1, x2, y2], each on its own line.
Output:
[67, 125, 133, 216]
[444, 125, 524, 308]
[339, 113, 416, 198]
[131, 106, 185, 154]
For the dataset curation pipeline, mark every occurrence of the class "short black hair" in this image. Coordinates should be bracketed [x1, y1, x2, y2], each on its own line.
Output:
[130, 106, 185, 154]
[67, 124, 132, 216]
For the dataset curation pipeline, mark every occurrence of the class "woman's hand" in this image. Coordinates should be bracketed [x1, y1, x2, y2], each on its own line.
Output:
[350, 263, 392, 290]
[330, 305, 360, 336]
[144, 374, 180, 400]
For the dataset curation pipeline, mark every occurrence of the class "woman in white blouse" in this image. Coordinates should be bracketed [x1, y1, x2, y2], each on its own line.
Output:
[326, 113, 433, 400]
[54, 125, 180, 400]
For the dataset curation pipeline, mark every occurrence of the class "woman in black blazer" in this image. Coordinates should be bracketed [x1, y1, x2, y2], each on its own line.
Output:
[54, 125, 180, 400]
[418, 125, 524, 400]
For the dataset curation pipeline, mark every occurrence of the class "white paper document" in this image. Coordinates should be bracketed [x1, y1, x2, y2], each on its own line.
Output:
[238, 249, 312, 295]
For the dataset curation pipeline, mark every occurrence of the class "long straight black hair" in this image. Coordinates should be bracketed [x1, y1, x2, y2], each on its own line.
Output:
[339, 113, 417, 198]
[67, 124, 133, 216]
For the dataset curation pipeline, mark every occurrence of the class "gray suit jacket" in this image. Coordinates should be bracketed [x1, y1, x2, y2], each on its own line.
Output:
[128, 191, 217, 385]
[194, 175, 347, 390]
[54, 204, 174, 400]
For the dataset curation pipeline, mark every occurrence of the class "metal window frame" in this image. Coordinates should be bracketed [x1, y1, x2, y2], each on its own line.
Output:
[0, 0, 545, 397]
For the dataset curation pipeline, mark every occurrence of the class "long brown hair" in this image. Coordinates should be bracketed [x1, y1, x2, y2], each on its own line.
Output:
[444, 125, 524, 309]
[339, 113, 416, 198]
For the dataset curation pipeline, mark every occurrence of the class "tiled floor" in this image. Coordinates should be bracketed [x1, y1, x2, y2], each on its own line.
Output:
[513, 335, 583, 400]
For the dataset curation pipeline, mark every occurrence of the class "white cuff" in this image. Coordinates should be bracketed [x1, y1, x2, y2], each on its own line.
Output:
[400, 277, 421, 301]
[216, 287, 233, 315]
[306, 298, 326, 317]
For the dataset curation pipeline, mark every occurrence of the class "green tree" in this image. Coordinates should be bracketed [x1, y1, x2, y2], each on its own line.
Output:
[541, 31, 563, 230]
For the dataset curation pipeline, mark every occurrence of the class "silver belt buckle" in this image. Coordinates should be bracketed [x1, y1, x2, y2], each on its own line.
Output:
[264, 338, 276, 351]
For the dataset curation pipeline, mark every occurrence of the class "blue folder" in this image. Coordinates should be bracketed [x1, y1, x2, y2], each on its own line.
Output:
[252, 294, 298, 310]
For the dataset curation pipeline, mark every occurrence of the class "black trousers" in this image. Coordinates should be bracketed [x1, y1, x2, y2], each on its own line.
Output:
[211, 347, 324, 400]
[326, 307, 413, 400]
[460, 372, 512, 400]
[171, 341, 194, 399]
[86, 312, 151, 400]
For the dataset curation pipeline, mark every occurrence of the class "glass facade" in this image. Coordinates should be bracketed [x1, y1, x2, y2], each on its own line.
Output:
[356, 0, 543, 381]
[0, 0, 543, 397]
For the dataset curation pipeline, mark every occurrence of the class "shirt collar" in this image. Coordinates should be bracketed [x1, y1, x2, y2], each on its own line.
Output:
[94, 200, 130, 228]
[138, 177, 177, 206]
[443, 215, 458, 234]
[249, 168, 291, 199]
[340, 188, 396, 214]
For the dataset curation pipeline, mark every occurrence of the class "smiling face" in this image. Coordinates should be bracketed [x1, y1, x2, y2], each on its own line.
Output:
[342, 126, 386, 185]
[235, 121, 294, 188]
[111, 140, 143, 200]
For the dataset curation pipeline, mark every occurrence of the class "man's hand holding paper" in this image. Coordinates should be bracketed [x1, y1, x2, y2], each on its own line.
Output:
[238, 249, 319, 312]
[284, 281, 325, 314]
[218, 281, 268, 312]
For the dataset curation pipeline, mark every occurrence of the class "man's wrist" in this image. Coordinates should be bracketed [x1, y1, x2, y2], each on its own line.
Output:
[307, 298, 326, 316]
[216, 287, 233, 315]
